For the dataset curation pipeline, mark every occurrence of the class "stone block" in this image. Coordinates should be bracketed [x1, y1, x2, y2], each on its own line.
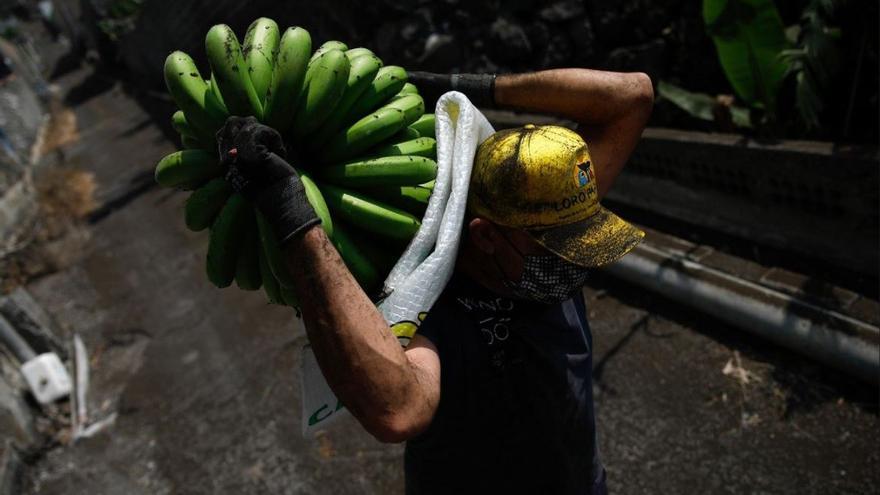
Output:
[0, 441, 22, 495]
[0, 375, 37, 450]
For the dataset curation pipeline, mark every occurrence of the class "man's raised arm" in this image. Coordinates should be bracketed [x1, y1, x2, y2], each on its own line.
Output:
[408, 69, 653, 198]
[494, 69, 654, 198]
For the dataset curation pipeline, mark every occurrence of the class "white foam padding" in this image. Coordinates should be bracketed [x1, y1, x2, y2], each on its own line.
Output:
[379, 91, 495, 324]
[301, 92, 495, 437]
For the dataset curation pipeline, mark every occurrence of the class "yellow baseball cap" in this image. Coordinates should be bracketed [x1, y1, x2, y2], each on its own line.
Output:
[468, 124, 644, 267]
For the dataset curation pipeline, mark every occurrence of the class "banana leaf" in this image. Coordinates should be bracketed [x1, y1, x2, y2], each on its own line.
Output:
[779, 1, 842, 130]
[657, 81, 752, 129]
[703, 0, 790, 112]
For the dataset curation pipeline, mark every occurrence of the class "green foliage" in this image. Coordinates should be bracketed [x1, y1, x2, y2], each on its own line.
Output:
[0, 26, 18, 41]
[703, 0, 791, 115]
[657, 81, 752, 129]
[779, 0, 842, 129]
[96, 0, 144, 41]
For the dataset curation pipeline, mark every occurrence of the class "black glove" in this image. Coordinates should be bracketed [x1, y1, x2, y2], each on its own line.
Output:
[407, 71, 497, 108]
[217, 116, 319, 245]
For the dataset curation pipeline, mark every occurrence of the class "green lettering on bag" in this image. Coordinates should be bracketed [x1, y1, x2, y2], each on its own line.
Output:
[309, 404, 332, 426]
[309, 400, 346, 426]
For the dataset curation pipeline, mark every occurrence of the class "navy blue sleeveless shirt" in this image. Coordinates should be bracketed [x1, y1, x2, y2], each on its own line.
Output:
[404, 273, 606, 494]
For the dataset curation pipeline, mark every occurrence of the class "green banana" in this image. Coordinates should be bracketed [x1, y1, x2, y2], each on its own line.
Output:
[389, 83, 418, 103]
[205, 24, 263, 119]
[256, 210, 296, 288]
[171, 110, 196, 138]
[319, 155, 437, 187]
[399, 82, 419, 95]
[320, 106, 404, 163]
[163, 51, 226, 137]
[263, 26, 312, 134]
[171, 106, 214, 149]
[320, 183, 420, 241]
[235, 208, 262, 291]
[344, 47, 375, 61]
[300, 172, 333, 238]
[185, 177, 233, 232]
[206, 193, 250, 288]
[308, 53, 383, 145]
[309, 40, 348, 63]
[389, 93, 426, 126]
[242, 17, 280, 106]
[340, 65, 407, 128]
[207, 73, 229, 114]
[329, 222, 380, 292]
[321, 93, 424, 163]
[409, 113, 435, 138]
[386, 126, 420, 143]
[360, 184, 432, 216]
[164, 24, 456, 300]
[368, 137, 436, 158]
[259, 244, 283, 304]
[291, 48, 350, 137]
[181, 135, 208, 150]
[344, 225, 404, 280]
[154, 149, 223, 189]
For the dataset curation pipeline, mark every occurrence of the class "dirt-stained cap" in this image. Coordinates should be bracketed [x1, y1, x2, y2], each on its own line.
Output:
[468, 124, 644, 267]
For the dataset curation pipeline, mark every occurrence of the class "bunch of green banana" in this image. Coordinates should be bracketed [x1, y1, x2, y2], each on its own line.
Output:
[156, 18, 440, 307]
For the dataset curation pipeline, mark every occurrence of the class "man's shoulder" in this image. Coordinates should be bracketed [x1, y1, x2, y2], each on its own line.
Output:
[415, 272, 492, 344]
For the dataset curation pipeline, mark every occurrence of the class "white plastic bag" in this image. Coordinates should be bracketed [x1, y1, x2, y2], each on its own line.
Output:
[301, 92, 496, 437]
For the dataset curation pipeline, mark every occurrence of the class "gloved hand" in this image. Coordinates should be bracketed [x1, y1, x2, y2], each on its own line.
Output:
[407, 71, 497, 108]
[217, 116, 320, 245]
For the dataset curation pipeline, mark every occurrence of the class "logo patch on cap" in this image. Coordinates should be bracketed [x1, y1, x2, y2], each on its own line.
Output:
[575, 161, 593, 188]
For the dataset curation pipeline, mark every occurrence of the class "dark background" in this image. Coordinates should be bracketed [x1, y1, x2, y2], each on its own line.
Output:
[66, 0, 879, 145]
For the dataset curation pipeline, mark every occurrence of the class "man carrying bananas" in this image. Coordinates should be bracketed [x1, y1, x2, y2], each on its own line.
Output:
[218, 67, 653, 494]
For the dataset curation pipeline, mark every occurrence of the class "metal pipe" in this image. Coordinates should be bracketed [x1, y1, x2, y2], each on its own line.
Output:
[0, 313, 37, 362]
[602, 243, 880, 384]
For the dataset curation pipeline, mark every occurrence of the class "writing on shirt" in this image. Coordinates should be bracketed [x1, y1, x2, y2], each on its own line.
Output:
[456, 296, 516, 348]
[455, 296, 515, 313]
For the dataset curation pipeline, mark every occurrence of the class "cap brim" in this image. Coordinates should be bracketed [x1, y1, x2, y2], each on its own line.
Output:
[527, 207, 645, 268]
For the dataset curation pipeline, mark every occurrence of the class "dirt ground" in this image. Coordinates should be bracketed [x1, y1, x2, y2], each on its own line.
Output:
[11, 65, 879, 495]
[587, 273, 878, 494]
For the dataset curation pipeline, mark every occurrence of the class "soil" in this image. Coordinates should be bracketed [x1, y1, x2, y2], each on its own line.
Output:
[0, 167, 96, 293]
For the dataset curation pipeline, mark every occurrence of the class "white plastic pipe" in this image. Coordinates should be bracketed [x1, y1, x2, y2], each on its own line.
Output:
[602, 243, 880, 384]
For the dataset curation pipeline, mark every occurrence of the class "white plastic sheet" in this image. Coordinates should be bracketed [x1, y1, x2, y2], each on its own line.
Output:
[301, 92, 495, 437]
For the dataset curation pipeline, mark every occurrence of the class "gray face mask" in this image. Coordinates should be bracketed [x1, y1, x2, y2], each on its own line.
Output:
[496, 232, 590, 304]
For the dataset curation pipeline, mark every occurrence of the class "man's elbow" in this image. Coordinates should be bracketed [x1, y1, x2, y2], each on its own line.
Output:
[630, 72, 655, 117]
[369, 423, 413, 444]
[364, 411, 432, 444]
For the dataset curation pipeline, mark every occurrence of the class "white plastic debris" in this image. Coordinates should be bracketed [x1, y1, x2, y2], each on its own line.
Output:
[21, 352, 71, 404]
[71, 333, 89, 439]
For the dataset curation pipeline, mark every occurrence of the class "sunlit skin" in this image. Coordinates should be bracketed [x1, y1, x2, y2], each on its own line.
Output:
[283, 68, 653, 442]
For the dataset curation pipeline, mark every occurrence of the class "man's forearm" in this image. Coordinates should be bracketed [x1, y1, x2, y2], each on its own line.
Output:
[213, 116, 433, 441]
[495, 69, 653, 198]
[283, 227, 421, 437]
[495, 68, 653, 126]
